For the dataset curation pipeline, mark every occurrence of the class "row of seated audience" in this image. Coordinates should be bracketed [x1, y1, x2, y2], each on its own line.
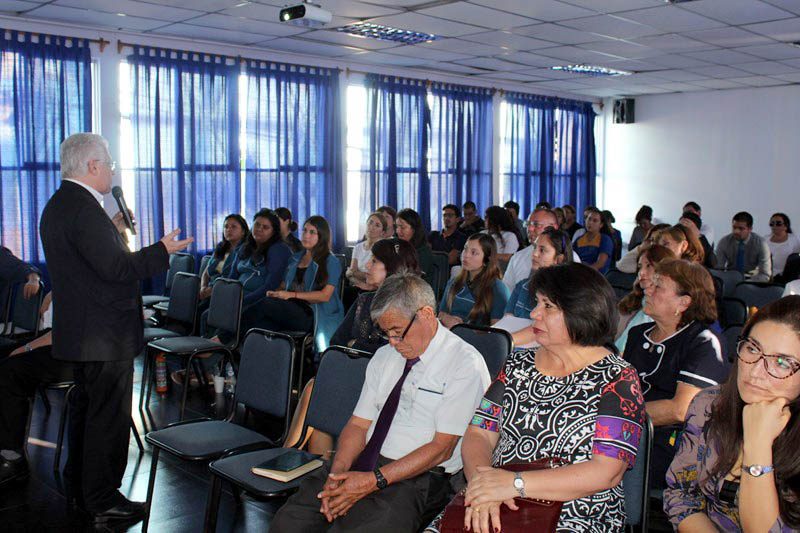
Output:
[1, 195, 800, 532]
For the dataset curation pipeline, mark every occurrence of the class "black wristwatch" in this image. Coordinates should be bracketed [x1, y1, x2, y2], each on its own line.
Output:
[373, 467, 388, 490]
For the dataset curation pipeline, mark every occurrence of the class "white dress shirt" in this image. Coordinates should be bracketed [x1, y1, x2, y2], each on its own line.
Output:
[63, 179, 104, 205]
[502, 244, 582, 292]
[353, 322, 491, 473]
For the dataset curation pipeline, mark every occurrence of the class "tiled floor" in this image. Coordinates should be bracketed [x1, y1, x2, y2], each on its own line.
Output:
[1, 358, 287, 532]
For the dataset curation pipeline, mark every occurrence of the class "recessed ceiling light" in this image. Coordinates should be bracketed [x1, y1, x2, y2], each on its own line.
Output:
[552, 64, 633, 76]
[116, 13, 126, 16]
[234, 1, 251, 7]
[337, 22, 440, 45]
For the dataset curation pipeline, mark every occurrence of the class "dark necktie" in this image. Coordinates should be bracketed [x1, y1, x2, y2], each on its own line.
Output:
[735, 240, 746, 273]
[352, 357, 420, 472]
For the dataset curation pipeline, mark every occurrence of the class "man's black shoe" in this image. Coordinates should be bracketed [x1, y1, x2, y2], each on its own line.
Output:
[0, 450, 29, 488]
[90, 499, 146, 525]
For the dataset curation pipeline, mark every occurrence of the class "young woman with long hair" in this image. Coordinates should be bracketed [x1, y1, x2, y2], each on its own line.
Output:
[199, 214, 249, 301]
[482, 205, 520, 262]
[275, 207, 302, 253]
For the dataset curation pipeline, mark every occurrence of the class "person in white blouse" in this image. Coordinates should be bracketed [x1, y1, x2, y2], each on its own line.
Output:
[765, 213, 800, 280]
[347, 211, 387, 291]
[481, 206, 519, 262]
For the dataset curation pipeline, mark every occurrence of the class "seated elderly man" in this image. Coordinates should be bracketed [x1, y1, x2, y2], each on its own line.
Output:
[270, 272, 491, 532]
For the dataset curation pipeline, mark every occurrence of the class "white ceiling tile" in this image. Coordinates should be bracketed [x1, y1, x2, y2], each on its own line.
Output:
[186, 14, 308, 37]
[349, 51, 431, 66]
[763, 0, 800, 16]
[520, 67, 590, 79]
[681, 27, 774, 47]
[576, 87, 625, 97]
[691, 78, 747, 89]
[646, 54, 713, 68]
[415, 38, 499, 56]
[300, 29, 400, 49]
[459, 30, 555, 51]
[559, 14, 663, 40]
[680, 0, 794, 25]
[452, 56, 531, 71]
[365, 12, 485, 37]
[536, 45, 623, 63]
[727, 76, 788, 86]
[497, 51, 561, 68]
[686, 64, 752, 78]
[350, 0, 432, 6]
[436, 62, 489, 74]
[780, 57, 800, 68]
[655, 81, 708, 91]
[735, 60, 798, 75]
[604, 58, 663, 71]
[152, 22, 268, 44]
[53, 0, 201, 22]
[682, 48, 761, 64]
[772, 71, 800, 82]
[152, 0, 243, 11]
[514, 23, 606, 45]
[469, 0, 595, 22]
[618, 6, 726, 32]
[735, 43, 800, 60]
[530, 79, 593, 90]
[631, 33, 717, 52]
[417, 2, 539, 30]
[473, 71, 550, 82]
[558, 0, 664, 13]
[0, 0, 39, 12]
[259, 36, 365, 56]
[27, 4, 165, 30]
[381, 44, 472, 62]
[648, 69, 708, 82]
[742, 17, 800, 42]
[578, 39, 661, 59]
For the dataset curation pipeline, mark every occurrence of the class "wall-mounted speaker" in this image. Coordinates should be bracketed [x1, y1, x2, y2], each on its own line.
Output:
[613, 98, 635, 124]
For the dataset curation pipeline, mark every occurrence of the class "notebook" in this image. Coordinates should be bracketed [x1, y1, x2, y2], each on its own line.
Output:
[251, 450, 323, 482]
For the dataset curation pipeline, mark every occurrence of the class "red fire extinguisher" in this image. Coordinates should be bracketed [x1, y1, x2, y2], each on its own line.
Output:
[155, 353, 168, 395]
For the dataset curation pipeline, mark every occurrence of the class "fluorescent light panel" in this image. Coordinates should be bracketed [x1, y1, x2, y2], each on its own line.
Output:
[551, 64, 633, 76]
[337, 22, 440, 45]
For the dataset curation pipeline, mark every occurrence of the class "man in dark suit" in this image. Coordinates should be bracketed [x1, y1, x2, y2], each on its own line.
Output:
[36, 133, 192, 525]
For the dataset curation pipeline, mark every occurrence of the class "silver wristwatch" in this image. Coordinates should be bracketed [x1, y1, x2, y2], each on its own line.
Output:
[513, 472, 526, 498]
[743, 464, 774, 477]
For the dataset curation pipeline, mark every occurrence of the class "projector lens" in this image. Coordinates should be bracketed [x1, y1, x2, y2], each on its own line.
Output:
[282, 12, 290, 20]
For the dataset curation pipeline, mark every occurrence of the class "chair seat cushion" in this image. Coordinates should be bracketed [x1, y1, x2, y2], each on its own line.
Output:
[146, 420, 268, 460]
[209, 447, 308, 496]
[148, 336, 224, 354]
[143, 328, 184, 342]
[142, 295, 169, 306]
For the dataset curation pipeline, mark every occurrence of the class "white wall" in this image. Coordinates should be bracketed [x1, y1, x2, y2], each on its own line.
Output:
[601, 84, 800, 245]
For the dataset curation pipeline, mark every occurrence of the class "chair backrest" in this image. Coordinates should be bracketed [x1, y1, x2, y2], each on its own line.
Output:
[783, 253, 800, 283]
[207, 278, 243, 347]
[733, 282, 785, 310]
[165, 253, 195, 293]
[606, 269, 637, 291]
[430, 251, 450, 301]
[198, 254, 212, 277]
[722, 325, 743, 363]
[334, 253, 347, 299]
[235, 329, 295, 441]
[450, 324, 512, 379]
[624, 415, 653, 529]
[305, 346, 371, 438]
[9, 281, 44, 334]
[720, 297, 748, 328]
[708, 269, 744, 298]
[165, 273, 200, 330]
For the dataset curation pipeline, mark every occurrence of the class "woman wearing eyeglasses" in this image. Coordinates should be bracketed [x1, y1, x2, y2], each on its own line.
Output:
[766, 213, 800, 283]
[664, 296, 800, 532]
[622, 259, 730, 497]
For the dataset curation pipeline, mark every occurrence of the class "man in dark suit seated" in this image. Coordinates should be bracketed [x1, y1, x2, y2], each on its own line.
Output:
[29, 133, 191, 526]
[0, 246, 42, 357]
[270, 273, 491, 532]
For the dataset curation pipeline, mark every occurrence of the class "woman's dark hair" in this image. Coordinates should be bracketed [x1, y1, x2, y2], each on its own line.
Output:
[377, 205, 397, 222]
[584, 206, 611, 236]
[662, 224, 705, 264]
[655, 259, 717, 326]
[274, 207, 298, 233]
[536, 228, 574, 265]
[707, 296, 800, 527]
[239, 209, 281, 262]
[772, 212, 793, 234]
[304, 215, 332, 288]
[635, 205, 653, 224]
[213, 214, 249, 260]
[397, 208, 427, 249]
[371, 238, 420, 277]
[531, 263, 619, 350]
[618, 245, 676, 314]
[484, 205, 519, 250]
[602, 209, 616, 225]
[446, 233, 502, 326]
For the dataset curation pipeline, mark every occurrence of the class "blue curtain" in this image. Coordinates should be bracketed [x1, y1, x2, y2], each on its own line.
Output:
[502, 92, 595, 219]
[429, 83, 493, 231]
[361, 74, 430, 231]
[128, 46, 240, 287]
[244, 60, 343, 248]
[0, 31, 92, 265]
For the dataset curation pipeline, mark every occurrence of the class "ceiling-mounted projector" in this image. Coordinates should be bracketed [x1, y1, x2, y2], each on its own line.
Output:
[279, 3, 332, 28]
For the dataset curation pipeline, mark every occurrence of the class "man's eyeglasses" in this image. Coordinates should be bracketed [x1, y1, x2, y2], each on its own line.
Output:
[92, 159, 116, 172]
[378, 309, 421, 342]
[737, 336, 800, 379]
[524, 221, 553, 229]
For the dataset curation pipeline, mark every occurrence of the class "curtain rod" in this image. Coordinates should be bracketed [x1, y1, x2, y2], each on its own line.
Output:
[4, 29, 109, 52]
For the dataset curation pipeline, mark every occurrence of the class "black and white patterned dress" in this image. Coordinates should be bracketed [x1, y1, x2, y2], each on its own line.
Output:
[470, 348, 646, 532]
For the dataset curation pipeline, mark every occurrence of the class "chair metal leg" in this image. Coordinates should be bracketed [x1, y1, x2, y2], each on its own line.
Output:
[139, 348, 151, 413]
[130, 418, 144, 453]
[295, 338, 306, 395]
[180, 356, 194, 422]
[53, 386, 74, 474]
[231, 484, 242, 505]
[142, 447, 160, 533]
[203, 474, 222, 533]
[144, 351, 156, 412]
[24, 398, 34, 463]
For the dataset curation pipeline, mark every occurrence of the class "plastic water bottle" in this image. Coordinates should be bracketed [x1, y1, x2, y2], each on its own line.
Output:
[224, 362, 236, 395]
[155, 353, 168, 396]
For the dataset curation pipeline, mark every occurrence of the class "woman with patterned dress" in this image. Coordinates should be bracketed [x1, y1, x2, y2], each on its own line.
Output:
[665, 296, 800, 532]
[427, 263, 646, 533]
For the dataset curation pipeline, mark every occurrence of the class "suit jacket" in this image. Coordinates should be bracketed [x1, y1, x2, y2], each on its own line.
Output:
[0, 246, 41, 312]
[40, 181, 169, 362]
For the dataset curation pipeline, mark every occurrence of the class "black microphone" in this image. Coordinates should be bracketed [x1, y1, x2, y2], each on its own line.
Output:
[111, 186, 136, 235]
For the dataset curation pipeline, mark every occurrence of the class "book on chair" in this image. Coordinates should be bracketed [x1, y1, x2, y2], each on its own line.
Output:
[251, 450, 323, 482]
